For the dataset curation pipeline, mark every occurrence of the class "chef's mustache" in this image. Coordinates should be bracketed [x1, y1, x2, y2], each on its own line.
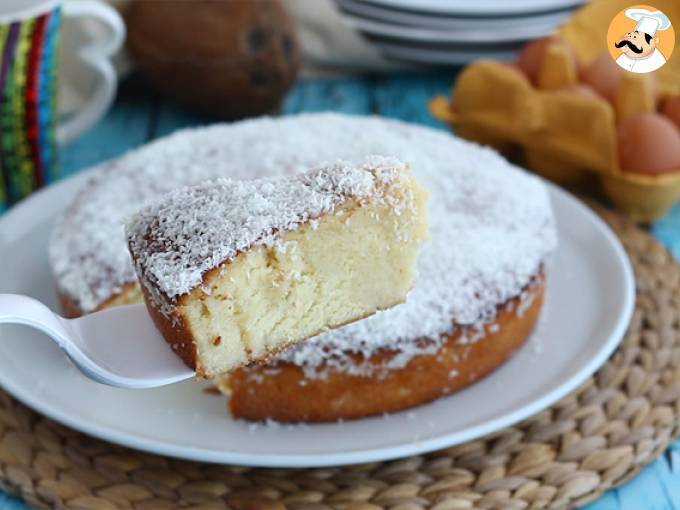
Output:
[615, 39, 644, 54]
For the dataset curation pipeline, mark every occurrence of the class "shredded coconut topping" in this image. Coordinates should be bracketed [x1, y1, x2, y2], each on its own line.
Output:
[127, 157, 408, 301]
[49, 113, 557, 375]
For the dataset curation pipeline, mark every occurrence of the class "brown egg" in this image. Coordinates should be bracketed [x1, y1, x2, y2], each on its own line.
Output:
[580, 52, 623, 103]
[517, 35, 580, 85]
[617, 113, 680, 175]
[499, 61, 531, 84]
[581, 51, 659, 108]
[662, 95, 680, 129]
[566, 83, 601, 99]
[502, 61, 526, 75]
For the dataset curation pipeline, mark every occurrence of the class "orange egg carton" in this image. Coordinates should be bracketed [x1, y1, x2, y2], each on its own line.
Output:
[430, 48, 680, 222]
[429, 0, 680, 223]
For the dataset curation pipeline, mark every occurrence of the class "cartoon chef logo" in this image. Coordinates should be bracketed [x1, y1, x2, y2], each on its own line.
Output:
[607, 5, 674, 73]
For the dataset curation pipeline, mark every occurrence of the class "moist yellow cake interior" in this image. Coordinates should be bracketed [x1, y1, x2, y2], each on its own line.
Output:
[180, 188, 428, 377]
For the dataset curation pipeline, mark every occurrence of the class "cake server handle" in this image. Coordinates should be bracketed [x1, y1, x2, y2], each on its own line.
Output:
[0, 293, 74, 349]
[0, 293, 194, 389]
[0, 293, 116, 385]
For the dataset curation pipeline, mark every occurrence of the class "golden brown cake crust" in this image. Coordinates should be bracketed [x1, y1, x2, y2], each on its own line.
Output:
[58, 289, 84, 319]
[59, 279, 202, 373]
[144, 293, 200, 375]
[225, 276, 545, 422]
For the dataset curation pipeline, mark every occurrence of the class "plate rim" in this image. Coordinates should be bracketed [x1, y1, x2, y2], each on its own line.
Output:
[336, 0, 573, 35]
[361, 0, 585, 16]
[343, 15, 569, 44]
[372, 42, 519, 65]
[0, 174, 635, 467]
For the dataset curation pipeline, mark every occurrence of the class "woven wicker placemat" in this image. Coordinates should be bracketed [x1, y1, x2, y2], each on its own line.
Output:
[0, 206, 679, 510]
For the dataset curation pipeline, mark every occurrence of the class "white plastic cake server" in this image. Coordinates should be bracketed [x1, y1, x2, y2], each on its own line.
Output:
[0, 294, 194, 389]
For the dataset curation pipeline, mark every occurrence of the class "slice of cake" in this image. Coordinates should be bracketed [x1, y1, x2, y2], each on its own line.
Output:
[126, 157, 429, 378]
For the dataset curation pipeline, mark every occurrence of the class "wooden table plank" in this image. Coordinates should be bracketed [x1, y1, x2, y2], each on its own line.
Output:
[371, 71, 455, 128]
[283, 76, 373, 114]
[652, 202, 680, 260]
[152, 99, 210, 139]
[613, 459, 676, 510]
[650, 454, 680, 510]
[0, 492, 26, 510]
[583, 490, 620, 510]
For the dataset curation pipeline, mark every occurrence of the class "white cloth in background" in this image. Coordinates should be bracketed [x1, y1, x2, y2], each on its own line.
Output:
[286, 0, 405, 75]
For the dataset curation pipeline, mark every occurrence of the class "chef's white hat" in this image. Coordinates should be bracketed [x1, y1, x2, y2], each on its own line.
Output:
[625, 8, 671, 36]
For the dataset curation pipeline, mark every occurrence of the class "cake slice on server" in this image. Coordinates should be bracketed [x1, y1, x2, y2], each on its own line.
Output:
[126, 157, 429, 378]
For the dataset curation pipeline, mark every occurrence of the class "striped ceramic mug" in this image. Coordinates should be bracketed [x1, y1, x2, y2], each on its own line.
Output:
[0, 0, 124, 205]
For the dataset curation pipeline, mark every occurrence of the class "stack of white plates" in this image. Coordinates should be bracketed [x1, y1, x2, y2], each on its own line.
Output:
[334, 0, 585, 65]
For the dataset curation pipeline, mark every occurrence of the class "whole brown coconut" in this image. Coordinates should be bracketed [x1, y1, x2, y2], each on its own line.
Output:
[126, 0, 301, 118]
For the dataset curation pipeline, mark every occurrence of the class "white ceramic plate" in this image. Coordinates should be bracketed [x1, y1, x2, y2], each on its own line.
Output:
[344, 14, 565, 43]
[371, 40, 521, 64]
[337, 0, 574, 34]
[0, 171, 634, 467]
[363, 0, 586, 16]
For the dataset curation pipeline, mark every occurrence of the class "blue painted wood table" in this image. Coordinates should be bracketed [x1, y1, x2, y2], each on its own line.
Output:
[1, 71, 680, 510]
